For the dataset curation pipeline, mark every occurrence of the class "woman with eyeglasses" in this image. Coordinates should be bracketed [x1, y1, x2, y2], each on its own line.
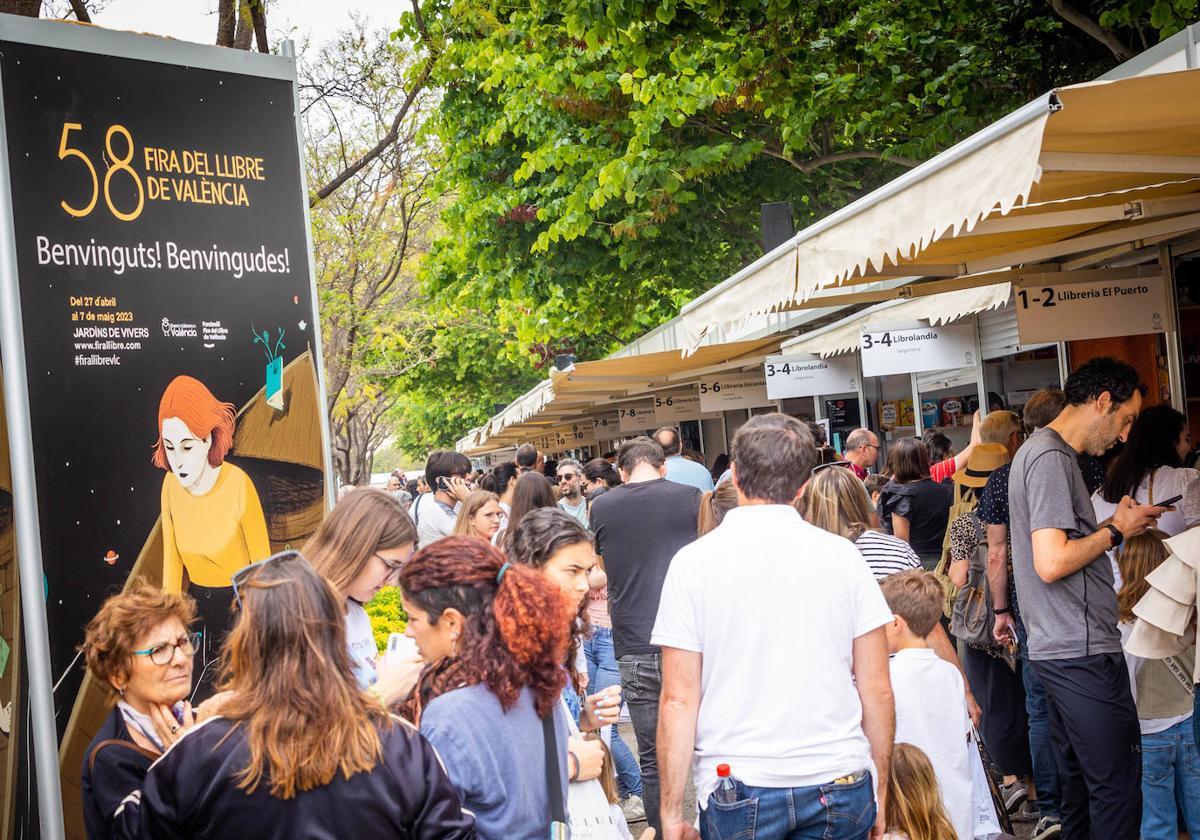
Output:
[113, 552, 474, 838]
[80, 580, 205, 839]
[397, 536, 573, 840]
[305, 488, 422, 706]
[452, 490, 505, 542]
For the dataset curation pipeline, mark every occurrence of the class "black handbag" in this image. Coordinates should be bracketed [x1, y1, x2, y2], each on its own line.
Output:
[543, 713, 568, 839]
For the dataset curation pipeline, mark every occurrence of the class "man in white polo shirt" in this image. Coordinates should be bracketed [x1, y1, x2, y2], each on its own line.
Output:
[654, 413, 895, 840]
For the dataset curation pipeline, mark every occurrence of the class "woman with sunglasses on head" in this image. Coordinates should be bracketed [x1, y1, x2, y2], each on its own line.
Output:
[81, 581, 204, 839]
[397, 536, 574, 840]
[305, 488, 422, 707]
[114, 552, 474, 839]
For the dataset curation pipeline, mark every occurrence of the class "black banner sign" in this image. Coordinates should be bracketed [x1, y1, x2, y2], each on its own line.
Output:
[0, 37, 326, 794]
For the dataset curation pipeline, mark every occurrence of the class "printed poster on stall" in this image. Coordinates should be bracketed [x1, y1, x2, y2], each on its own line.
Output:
[0, 35, 327, 789]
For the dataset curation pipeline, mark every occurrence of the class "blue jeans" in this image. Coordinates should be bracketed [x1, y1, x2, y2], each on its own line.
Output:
[584, 627, 642, 799]
[699, 772, 876, 840]
[1018, 625, 1060, 820]
[1140, 718, 1200, 840]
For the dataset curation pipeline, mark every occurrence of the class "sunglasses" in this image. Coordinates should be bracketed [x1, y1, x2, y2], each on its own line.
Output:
[231, 549, 303, 611]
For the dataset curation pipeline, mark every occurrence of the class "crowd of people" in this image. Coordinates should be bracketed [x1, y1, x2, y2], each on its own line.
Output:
[75, 355, 1200, 840]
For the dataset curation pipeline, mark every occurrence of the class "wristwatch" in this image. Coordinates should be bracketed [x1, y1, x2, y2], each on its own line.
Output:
[994, 606, 1012, 616]
[1105, 523, 1124, 548]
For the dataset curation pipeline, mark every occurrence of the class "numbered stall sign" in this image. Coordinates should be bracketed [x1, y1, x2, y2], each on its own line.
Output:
[763, 353, 858, 400]
[562, 422, 597, 446]
[618, 402, 656, 432]
[697, 373, 771, 412]
[1015, 276, 1167, 345]
[860, 322, 977, 378]
[653, 391, 702, 423]
[591, 414, 618, 436]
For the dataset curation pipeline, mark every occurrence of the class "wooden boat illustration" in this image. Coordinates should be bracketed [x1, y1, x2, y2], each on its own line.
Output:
[57, 349, 328, 839]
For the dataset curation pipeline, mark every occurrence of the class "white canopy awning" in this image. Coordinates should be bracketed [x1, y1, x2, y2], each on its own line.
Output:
[782, 283, 1012, 358]
[680, 67, 1200, 352]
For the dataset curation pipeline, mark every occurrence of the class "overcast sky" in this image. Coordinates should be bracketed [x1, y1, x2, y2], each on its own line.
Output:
[87, 0, 398, 53]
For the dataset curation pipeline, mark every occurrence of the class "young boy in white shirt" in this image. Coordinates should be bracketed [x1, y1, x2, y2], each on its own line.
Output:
[881, 570, 974, 840]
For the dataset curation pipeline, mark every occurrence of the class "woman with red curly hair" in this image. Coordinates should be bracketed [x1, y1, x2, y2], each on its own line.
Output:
[152, 376, 271, 685]
[397, 536, 573, 840]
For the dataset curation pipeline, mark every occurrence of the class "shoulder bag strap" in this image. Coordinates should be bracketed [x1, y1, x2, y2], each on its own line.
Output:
[542, 712, 567, 839]
[88, 738, 158, 773]
[1163, 655, 1196, 696]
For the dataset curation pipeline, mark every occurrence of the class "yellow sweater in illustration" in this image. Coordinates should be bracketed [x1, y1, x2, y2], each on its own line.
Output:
[160, 462, 271, 593]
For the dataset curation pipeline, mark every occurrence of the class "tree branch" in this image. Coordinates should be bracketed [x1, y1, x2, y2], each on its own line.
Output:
[67, 0, 90, 22]
[760, 146, 921, 172]
[1049, 0, 1134, 62]
[310, 0, 437, 206]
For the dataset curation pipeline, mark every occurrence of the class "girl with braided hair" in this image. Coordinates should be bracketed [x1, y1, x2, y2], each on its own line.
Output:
[397, 536, 574, 840]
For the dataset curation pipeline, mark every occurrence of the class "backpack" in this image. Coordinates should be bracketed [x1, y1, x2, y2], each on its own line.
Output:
[949, 511, 998, 648]
[933, 482, 977, 619]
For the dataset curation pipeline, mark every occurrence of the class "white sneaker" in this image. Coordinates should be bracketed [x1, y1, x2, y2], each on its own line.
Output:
[621, 794, 646, 823]
[1032, 816, 1062, 840]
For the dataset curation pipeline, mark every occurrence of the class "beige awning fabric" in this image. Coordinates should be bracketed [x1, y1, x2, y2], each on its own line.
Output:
[783, 283, 1012, 358]
[680, 67, 1200, 352]
[457, 337, 781, 454]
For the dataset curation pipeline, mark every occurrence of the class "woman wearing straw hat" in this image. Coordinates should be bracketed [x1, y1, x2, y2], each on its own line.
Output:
[946, 437, 1035, 819]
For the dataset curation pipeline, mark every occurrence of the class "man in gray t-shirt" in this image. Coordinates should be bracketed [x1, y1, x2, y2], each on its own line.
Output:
[1007, 357, 1163, 840]
[1009, 426, 1118, 659]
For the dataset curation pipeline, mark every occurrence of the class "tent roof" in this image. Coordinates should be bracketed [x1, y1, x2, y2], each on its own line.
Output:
[679, 67, 1200, 352]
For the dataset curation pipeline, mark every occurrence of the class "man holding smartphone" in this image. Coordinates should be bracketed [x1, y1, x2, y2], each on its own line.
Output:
[412, 450, 473, 549]
[1009, 358, 1166, 840]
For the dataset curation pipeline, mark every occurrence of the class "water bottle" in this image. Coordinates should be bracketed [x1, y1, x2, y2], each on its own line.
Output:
[712, 763, 739, 805]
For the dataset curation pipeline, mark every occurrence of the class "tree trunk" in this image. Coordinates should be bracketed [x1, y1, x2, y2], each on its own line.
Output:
[232, 0, 253, 51]
[0, 0, 42, 16]
[215, 0, 237, 47]
[249, 0, 269, 53]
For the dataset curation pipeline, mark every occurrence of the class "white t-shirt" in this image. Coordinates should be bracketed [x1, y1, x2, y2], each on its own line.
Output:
[651, 505, 893, 807]
[1092, 466, 1200, 589]
[890, 648, 973, 840]
[413, 492, 457, 549]
[345, 599, 378, 689]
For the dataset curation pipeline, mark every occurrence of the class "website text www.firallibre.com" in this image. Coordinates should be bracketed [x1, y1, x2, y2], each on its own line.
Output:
[73, 339, 142, 366]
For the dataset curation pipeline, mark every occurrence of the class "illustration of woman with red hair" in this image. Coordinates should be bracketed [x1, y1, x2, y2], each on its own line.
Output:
[152, 376, 270, 671]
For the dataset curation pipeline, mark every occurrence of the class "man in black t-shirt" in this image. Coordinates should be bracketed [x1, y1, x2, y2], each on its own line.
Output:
[590, 437, 701, 833]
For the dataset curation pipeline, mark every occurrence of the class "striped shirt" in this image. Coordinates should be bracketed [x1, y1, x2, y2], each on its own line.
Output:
[855, 529, 922, 580]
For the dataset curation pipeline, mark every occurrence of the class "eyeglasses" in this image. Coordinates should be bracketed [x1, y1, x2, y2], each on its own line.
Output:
[557, 473, 579, 482]
[374, 551, 408, 574]
[133, 631, 202, 666]
[232, 549, 303, 610]
[862, 443, 880, 451]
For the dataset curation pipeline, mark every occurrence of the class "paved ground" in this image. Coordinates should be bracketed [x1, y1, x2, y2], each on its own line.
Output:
[617, 723, 1037, 839]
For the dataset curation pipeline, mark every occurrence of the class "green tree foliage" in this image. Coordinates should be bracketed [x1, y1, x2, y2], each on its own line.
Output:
[389, 0, 1191, 450]
[366, 586, 409, 651]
